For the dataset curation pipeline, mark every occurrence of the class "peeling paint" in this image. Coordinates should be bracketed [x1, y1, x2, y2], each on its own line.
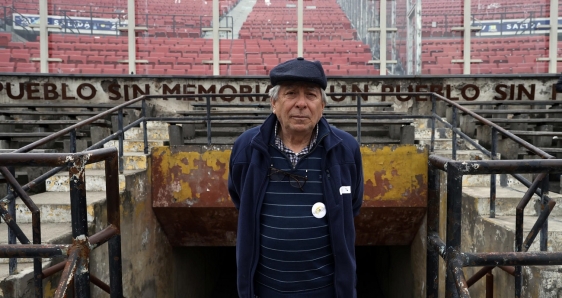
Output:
[152, 144, 428, 246]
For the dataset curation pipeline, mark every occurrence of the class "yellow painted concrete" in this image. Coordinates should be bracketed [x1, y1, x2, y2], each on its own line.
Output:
[361, 145, 428, 202]
[151, 147, 232, 204]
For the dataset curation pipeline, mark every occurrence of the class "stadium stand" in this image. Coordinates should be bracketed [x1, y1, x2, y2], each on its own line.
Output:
[0, 0, 559, 75]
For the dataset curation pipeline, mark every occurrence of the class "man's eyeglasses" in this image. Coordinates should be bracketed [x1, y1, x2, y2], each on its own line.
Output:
[268, 167, 308, 192]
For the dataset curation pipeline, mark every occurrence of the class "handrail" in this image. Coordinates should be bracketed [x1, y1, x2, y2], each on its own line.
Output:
[432, 93, 554, 159]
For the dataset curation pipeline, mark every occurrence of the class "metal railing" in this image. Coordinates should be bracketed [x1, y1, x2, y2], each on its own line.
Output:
[1, 91, 561, 297]
[0, 99, 149, 298]
[426, 93, 562, 297]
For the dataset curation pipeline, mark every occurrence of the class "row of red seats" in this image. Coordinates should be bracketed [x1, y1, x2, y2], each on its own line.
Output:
[1, 64, 378, 76]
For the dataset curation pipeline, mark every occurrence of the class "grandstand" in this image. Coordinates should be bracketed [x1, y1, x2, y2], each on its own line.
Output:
[0, 0, 561, 297]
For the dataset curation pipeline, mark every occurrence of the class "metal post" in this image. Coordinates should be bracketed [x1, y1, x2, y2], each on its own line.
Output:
[109, 236, 123, 298]
[127, 0, 136, 74]
[90, 6, 94, 35]
[39, 0, 48, 73]
[490, 127, 497, 218]
[486, 273, 493, 298]
[430, 94, 436, 152]
[452, 107, 457, 160]
[548, 0, 558, 73]
[463, 0, 471, 74]
[427, 165, 440, 298]
[212, 0, 219, 75]
[540, 176, 549, 251]
[106, 151, 123, 298]
[206, 96, 212, 146]
[356, 95, 362, 144]
[7, 166, 16, 275]
[142, 99, 149, 155]
[118, 109, 124, 174]
[380, 0, 388, 75]
[70, 129, 77, 153]
[69, 157, 90, 298]
[446, 164, 462, 297]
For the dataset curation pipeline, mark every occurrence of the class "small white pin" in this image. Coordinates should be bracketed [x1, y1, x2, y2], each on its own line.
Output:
[312, 202, 326, 219]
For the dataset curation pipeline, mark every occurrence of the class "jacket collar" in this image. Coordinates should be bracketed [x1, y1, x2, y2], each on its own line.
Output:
[251, 113, 341, 153]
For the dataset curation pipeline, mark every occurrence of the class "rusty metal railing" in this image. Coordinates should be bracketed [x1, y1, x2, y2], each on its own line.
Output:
[425, 93, 562, 297]
[0, 149, 123, 298]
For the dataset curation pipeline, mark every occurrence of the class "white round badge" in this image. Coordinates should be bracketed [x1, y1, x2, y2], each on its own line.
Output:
[312, 202, 326, 219]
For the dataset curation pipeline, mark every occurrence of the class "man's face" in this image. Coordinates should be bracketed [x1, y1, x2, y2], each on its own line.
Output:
[272, 82, 325, 137]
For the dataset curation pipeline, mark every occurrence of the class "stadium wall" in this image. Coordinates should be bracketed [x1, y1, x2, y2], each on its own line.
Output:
[0, 75, 560, 113]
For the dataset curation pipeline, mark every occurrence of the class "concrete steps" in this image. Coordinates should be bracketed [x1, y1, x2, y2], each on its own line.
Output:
[12, 191, 107, 223]
[462, 185, 562, 297]
[45, 169, 139, 192]
[86, 152, 148, 170]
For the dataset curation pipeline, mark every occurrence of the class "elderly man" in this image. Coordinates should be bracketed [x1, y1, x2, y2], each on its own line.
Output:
[228, 57, 364, 298]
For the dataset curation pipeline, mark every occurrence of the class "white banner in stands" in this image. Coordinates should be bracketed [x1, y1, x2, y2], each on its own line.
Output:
[13, 14, 120, 35]
[475, 17, 562, 36]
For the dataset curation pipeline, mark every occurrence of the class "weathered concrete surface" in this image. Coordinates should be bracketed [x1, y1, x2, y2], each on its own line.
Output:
[462, 187, 562, 298]
[151, 144, 428, 246]
[0, 76, 560, 116]
[90, 171, 175, 298]
[104, 140, 166, 153]
[86, 153, 148, 171]
[124, 126, 169, 140]
[45, 169, 134, 192]
[12, 191, 106, 223]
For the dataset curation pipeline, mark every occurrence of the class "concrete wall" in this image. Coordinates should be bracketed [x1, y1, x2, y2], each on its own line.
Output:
[0, 75, 560, 115]
[90, 171, 176, 298]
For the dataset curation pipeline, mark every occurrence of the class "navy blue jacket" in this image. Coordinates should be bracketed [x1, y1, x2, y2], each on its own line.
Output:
[228, 113, 364, 298]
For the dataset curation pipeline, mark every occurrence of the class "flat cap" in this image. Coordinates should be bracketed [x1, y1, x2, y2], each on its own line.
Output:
[270, 57, 327, 90]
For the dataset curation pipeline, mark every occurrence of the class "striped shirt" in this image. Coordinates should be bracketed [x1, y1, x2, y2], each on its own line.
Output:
[254, 132, 335, 296]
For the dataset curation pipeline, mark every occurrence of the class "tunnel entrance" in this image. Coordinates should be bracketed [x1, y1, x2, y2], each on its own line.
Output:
[173, 246, 414, 297]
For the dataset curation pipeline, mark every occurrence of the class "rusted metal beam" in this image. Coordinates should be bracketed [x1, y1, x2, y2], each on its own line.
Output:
[90, 273, 111, 294]
[447, 248, 470, 298]
[466, 266, 495, 287]
[427, 166, 440, 298]
[0, 149, 116, 168]
[1, 165, 67, 204]
[463, 251, 562, 266]
[428, 155, 450, 171]
[449, 159, 562, 175]
[498, 266, 515, 276]
[523, 200, 556, 252]
[42, 261, 66, 279]
[486, 273, 493, 298]
[446, 164, 463, 297]
[69, 156, 89, 239]
[0, 244, 69, 258]
[105, 147, 123, 298]
[108, 236, 123, 298]
[74, 240, 91, 298]
[0, 204, 30, 244]
[89, 225, 119, 248]
[54, 248, 80, 298]
[427, 232, 446, 259]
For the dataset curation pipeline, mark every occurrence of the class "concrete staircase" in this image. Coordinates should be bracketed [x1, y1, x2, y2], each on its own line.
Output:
[0, 122, 169, 297]
[462, 186, 562, 297]
[420, 127, 562, 297]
